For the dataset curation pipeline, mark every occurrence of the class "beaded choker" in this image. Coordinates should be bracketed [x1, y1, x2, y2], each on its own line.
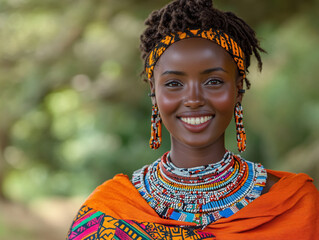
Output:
[132, 151, 267, 226]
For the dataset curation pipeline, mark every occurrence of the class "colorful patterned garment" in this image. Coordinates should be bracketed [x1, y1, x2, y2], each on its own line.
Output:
[67, 170, 319, 240]
[68, 205, 216, 240]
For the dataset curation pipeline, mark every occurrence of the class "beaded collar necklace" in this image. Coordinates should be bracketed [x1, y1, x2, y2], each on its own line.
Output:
[132, 151, 267, 226]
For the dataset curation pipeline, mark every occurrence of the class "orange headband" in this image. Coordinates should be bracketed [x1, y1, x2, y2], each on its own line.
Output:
[145, 28, 246, 79]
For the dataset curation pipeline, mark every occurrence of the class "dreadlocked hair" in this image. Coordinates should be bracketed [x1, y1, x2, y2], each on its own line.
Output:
[140, 0, 265, 89]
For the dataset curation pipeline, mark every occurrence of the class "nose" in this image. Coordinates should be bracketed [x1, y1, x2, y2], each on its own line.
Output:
[183, 83, 205, 108]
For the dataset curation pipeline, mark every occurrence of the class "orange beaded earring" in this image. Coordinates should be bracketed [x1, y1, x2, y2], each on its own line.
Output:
[149, 104, 162, 149]
[234, 102, 246, 152]
[149, 92, 162, 149]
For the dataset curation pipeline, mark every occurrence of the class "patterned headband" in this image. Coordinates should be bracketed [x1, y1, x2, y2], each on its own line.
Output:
[145, 28, 246, 79]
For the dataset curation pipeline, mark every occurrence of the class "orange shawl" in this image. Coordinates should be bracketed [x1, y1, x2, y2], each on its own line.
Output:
[83, 170, 319, 240]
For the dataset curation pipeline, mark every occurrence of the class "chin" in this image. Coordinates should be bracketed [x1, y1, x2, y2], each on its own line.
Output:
[179, 137, 220, 149]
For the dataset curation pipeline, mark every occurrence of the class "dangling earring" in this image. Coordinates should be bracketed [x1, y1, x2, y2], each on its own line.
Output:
[234, 102, 246, 152]
[149, 104, 162, 149]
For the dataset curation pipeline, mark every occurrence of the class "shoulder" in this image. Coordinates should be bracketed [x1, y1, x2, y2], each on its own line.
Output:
[84, 173, 137, 205]
[86, 173, 133, 198]
[71, 173, 156, 220]
[68, 174, 137, 219]
[66, 174, 137, 239]
[262, 169, 318, 196]
[261, 172, 280, 195]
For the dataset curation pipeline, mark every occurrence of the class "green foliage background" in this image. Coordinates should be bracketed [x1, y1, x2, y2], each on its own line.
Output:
[0, 0, 318, 237]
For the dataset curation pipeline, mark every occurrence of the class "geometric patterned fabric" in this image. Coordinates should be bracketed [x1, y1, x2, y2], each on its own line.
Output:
[67, 205, 217, 240]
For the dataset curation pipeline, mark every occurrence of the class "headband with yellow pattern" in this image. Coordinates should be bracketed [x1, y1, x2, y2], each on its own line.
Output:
[145, 28, 246, 79]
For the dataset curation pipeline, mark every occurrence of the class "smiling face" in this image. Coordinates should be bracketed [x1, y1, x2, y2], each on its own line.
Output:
[151, 38, 243, 152]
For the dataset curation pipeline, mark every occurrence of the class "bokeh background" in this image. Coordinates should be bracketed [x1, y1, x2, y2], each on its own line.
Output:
[0, 0, 318, 239]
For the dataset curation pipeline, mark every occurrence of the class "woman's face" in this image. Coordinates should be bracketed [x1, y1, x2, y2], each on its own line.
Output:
[151, 38, 243, 149]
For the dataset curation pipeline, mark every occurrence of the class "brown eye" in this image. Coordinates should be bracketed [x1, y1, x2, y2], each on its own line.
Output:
[165, 80, 183, 87]
[205, 78, 223, 86]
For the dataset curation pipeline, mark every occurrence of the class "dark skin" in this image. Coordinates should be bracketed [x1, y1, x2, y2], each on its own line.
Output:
[149, 38, 279, 194]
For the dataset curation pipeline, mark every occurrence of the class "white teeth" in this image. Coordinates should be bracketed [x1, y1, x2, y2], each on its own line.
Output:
[180, 116, 212, 125]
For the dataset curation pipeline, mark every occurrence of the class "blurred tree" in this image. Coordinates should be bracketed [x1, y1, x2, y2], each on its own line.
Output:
[0, 0, 318, 204]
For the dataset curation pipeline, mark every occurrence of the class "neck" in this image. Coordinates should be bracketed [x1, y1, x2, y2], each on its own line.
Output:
[169, 135, 227, 168]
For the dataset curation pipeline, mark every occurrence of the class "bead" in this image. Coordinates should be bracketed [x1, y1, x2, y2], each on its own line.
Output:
[132, 151, 267, 226]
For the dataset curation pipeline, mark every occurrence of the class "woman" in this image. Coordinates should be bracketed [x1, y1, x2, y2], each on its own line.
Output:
[67, 0, 319, 239]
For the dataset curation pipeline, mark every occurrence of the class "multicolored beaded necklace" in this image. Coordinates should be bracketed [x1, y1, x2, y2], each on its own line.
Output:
[132, 151, 267, 226]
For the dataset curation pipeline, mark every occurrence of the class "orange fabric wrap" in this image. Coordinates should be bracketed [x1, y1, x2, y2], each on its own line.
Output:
[84, 170, 319, 240]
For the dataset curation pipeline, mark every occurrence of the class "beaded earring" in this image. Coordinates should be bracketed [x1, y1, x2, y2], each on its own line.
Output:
[149, 104, 162, 149]
[234, 102, 246, 152]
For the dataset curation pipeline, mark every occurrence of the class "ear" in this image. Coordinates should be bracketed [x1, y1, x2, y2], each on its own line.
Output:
[236, 76, 244, 103]
[148, 78, 156, 105]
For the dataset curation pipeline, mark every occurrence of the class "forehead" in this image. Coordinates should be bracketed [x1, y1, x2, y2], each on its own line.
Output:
[154, 38, 237, 75]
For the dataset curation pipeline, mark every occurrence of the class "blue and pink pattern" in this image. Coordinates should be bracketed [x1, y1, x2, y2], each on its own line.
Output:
[67, 205, 217, 240]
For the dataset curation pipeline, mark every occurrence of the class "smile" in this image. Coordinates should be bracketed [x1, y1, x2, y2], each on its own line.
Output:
[180, 116, 213, 125]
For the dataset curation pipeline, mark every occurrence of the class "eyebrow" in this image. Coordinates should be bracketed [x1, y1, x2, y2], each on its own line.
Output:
[161, 70, 186, 76]
[200, 67, 227, 74]
[161, 67, 227, 76]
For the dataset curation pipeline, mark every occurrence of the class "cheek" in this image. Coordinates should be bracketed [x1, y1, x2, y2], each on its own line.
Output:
[156, 90, 180, 117]
[210, 88, 237, 115]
